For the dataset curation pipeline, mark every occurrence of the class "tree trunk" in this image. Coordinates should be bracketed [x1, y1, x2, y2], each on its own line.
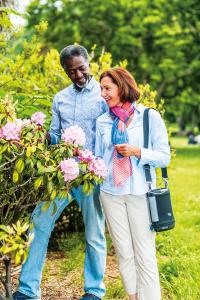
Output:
[177, 116, 186, 135]
[0, 256, 13, 300]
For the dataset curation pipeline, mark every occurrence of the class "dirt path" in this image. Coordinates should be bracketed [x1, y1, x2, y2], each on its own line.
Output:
[41, 251, 122, 300]
[0, 249, 126, 300]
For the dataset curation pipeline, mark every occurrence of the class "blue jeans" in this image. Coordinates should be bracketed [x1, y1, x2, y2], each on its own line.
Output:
[17, 186, 106, 299]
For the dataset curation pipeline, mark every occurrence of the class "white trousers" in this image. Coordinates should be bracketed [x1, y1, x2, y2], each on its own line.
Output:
[100, 191, 162, 300]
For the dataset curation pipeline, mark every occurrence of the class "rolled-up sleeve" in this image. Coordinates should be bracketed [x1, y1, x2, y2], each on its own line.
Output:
[139, 110, 171, 168]
[48, 95, 61, 145]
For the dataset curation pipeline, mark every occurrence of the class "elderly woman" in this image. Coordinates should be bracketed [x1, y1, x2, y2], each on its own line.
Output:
[95, 67, 170, 300]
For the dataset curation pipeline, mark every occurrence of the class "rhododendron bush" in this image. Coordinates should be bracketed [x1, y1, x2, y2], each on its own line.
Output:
[0, 96, 107, 226]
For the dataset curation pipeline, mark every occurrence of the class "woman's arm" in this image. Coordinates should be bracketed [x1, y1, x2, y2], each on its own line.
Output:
[95, 121, 104, 158]
[116, 110, 171, 168]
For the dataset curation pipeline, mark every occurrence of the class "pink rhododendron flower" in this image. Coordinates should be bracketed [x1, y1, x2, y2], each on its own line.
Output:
[22, 119, 31, 126]
[60, 158, 79, 182]
[78, 149, 94, 162]
[15, 118, 31, 127]
[61, 125, 86, 146]
[0, 128, 4, 139]
[88, 158, 108, 179]
[15, 119, 24, 127]
[31, 112, 46, 126]
[1, 122, 21, 141]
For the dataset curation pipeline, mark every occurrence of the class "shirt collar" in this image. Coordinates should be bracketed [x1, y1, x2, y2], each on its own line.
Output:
[73, 75, 97, 92]
[134, 102, 145, 114]
[84, 75, 97, 91]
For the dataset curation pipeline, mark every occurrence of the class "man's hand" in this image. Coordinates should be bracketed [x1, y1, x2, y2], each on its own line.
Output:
[46, 132, 51, 145]
[115, 144, 141, 159]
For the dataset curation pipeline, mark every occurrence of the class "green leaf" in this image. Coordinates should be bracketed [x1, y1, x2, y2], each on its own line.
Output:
[67, 148, 73, 157]
[57, 170, 64, 184]
[0, 225, 10, 233]
[31, 146, 36, 153]
[36, 98, 52, 107]
[15, 251, 21, 265]
[22, 250, 28, 264]
[34, 176, 43, 190]
[15, 159, 25, 174]
[0, 143, 8, 154]
[47, 181, 53, 193]
[13, 170, 19, 183]
[38, 166, 56, 174]
[37, 166, 46, 174]
[67, 192, 72, 202]
[29, 222, 34, 232]
[45, 166, 57, 173]
[58, 190, 68, 200]
[50, 189, 57, 201]
[37, 143, 44, 151]
[26, 146, 32, 157]
[82, 181, 89, 194]
[21, 223, 29, 233]
[7, 244, 19, 252]
[0, 244, 7, 254]
[51, 201, 57, 216]
[26, 157, 34, 169]
[37, 160, 42, 169]
[83, 173, 91, 180]
[81, 164, 87, 172]
[88, 182, 94, 194]
[11, 143, 18, 152]
[0, 232, 8, 240]
[41, 201, 51, 212]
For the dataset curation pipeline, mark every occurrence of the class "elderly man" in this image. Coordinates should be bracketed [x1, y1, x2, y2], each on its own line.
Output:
[13, 45, 107, 300]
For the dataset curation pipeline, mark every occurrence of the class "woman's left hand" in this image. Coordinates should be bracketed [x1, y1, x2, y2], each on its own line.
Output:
[115, 143, 141, 159]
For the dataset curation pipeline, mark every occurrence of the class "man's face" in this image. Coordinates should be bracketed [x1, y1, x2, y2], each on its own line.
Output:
[63, 55, 90, 87]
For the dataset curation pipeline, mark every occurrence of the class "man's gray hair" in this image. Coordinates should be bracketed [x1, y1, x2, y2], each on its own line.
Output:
[60, 45, 89, 69]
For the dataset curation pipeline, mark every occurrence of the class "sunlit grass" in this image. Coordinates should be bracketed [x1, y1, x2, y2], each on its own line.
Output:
[157, 137, 200, 299]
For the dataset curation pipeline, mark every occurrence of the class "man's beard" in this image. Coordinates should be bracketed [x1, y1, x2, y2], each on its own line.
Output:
[76, 75, 91, 88]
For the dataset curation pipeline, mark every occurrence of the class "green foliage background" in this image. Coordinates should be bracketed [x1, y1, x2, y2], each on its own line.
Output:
[24, 0, 200, 131]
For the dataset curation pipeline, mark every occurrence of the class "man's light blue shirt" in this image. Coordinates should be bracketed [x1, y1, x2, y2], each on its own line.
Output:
[49, 76, 107, 152]
[95, 103, 171, 195]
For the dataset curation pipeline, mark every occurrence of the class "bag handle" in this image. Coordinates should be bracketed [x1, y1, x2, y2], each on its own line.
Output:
[143, 108, 168, 187]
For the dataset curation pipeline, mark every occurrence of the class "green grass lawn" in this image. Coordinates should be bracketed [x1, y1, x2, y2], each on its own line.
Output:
[43, 137, 200, 300]
[157, 137, 200, 300]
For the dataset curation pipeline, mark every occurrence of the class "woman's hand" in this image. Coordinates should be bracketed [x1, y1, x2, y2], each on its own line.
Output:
[115, 144, 141, 159]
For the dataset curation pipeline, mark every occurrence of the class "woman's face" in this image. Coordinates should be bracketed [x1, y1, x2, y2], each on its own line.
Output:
[100, 76, 122, 108]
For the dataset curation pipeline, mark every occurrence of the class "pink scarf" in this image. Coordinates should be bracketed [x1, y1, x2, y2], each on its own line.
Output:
[110, 102, 134, 187]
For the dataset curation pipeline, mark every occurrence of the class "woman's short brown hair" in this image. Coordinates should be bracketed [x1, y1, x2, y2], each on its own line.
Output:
[100, 67, 140, 103]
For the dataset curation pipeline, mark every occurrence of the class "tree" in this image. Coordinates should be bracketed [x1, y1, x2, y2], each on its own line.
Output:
[25, 0, 200, 131]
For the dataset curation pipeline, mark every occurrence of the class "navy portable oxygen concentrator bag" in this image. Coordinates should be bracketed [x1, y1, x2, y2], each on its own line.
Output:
[143, 108, 175, 232]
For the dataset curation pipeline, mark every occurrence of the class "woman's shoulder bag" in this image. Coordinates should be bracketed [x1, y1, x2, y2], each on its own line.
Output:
[143, 108, 175, 232]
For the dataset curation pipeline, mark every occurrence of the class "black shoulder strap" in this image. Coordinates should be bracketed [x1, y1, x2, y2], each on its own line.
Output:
[143, 108, 168, 184]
